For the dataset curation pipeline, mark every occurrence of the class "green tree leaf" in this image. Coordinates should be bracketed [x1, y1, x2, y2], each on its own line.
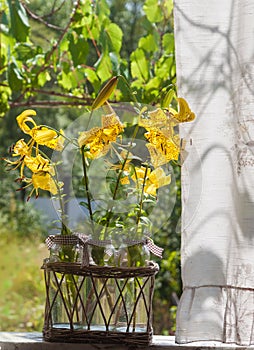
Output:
[68, 33, 89, 67]
[7, 0, 30, 42]
[130, 48, 149, 82]
[104, 23, 123, 53]
[7, 60, 23, 91]
[139, 33, 159, 53]
[143, 0, 163, 23]
[37, 71, 51, 87]
[58, 71, 73, 91]
[84, 68, 101, 93]
[162, 33, 174, 54]
[95, 54, 112, 82]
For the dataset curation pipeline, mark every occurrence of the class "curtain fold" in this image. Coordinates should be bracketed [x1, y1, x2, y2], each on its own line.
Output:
[174, 0, 254, 345]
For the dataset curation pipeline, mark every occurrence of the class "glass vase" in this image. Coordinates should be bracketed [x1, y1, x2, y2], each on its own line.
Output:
[88, 242, 152, 333]
[44, 240, 86, 331]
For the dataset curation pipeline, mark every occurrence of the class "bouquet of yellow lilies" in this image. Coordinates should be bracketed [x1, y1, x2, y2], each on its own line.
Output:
[4, 77, 195, 267]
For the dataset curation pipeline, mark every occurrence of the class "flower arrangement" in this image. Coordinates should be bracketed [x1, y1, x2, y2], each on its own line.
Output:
[4, 77, 195, 267]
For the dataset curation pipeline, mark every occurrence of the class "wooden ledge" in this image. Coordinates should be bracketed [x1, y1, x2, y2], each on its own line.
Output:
[0, 333, 254, 350]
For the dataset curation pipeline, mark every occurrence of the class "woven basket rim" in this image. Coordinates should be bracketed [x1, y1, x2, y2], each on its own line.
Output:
[42, 261, 159, 274]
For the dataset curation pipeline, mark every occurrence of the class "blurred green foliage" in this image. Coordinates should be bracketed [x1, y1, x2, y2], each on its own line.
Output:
[0, 237, 47, 331]
[0, 0, 181, 334]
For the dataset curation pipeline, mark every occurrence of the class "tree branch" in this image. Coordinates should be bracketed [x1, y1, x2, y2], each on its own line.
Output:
[9, 99, 94, 109]
[31, 89, 90, 101]
[22, 2, 64, 31]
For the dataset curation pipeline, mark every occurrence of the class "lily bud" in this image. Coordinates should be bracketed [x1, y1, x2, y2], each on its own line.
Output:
[92, 76, 119, 111]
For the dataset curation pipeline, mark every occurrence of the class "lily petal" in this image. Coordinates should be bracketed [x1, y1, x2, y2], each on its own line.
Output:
[16, 110, 37, 134]
[32, 172, 58, 195]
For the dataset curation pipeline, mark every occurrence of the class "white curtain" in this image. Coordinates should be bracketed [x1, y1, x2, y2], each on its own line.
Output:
[174, 0, 254, 345]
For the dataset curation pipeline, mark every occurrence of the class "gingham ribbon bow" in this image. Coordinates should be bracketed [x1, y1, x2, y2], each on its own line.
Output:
[45, 234, 112, 267]
[124, 237, 164, 258]
[145, 238, 164, 258]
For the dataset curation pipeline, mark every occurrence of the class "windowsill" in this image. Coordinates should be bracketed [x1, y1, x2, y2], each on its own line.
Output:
[1, 333, 254, 350]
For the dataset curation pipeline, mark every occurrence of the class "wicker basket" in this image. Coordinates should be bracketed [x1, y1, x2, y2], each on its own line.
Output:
[42, 261, 159, 345]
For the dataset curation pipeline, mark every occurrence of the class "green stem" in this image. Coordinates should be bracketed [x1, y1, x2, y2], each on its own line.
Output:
[52, 167, 69, 235]
[103, 123, 140, 235]
[32, 146, 69, 234]
[135, 163, 149, 227]
[81, 145, 94, 230]
[39, 124, 79, 148]
[85, 110, 94, 131]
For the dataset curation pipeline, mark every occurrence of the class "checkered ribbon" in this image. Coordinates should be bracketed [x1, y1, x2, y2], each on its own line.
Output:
[45, 234, 163, 266]
[46, 234, 78, 249]
[145, 238, 164, 258]
[124, 237, 164, 258]
[45, 234, 112, 267]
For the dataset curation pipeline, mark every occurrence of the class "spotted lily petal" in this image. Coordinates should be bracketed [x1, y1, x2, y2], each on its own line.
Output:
[145, 129, 180, 167]
[31, 171, 58, 195]
[12, 139, 31, 157]
[24, 154, 54, 175]
[78, 113, 123, 159]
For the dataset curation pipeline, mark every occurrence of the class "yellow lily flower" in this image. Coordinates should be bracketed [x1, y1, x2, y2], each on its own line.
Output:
[145, 167, 171, 196]
[78, 112, 124, 159]
[12, 139, 31, 157]
[24, 154, 54, 175]
[139, 108, 168, 129]
[139, 108, 176, 138]
[132, 166, 171, 196]
[145, 129, 180, 167]
[16, 110, 37, 133]
[6, 139, 55, 178]
[30, 127, 65, 151]
[21, 171, 63, 199]
[106, 150, 134, 185]
[139, 108, 180, 167]
[4, 139, 32, 177]
[31, 172, 58, 195]
[170, 97, 195, 123]
[16, 109, 64, 150]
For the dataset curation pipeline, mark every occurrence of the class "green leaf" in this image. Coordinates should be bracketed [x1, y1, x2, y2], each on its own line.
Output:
[95, 54, 112, 82]
[58, 71, 73, 90]
[155, 57, 173, 79]
[130, 48, 149, 82]
[0, 85, 11, 117]
[145, 76, 160, 92]
[143, 0, 163, 23]
[162, 33, 174, 54]
[37, 71, 51, 87]
[8, 60, 23, 91]
[8, 0, 30, 42]
[162, 89, 176, 108]
[163, 0, 174, 18]
[84, 68, 101, 92]
[139, 33, 158, 53]
[104, 23, 123, 53]
[68, 33, 89, 67]
[15, 43, 42, 61]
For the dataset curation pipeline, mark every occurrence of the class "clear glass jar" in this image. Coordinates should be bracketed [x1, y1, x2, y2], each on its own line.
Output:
[45, 239, 85, 330]
[116, 242, 150, 267]
[49, 241, 82, 263]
